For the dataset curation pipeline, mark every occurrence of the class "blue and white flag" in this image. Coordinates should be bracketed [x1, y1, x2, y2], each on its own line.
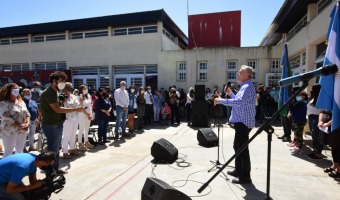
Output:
[278, 43, 291, 116]
[316, 2, 340, 132]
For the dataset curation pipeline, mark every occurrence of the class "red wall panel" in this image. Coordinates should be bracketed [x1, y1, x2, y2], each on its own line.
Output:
[188, 11, 241, 49]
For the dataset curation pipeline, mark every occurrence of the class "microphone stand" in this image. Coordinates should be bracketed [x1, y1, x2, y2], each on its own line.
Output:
[198, 80, 310, 200]
[208, 117, 223, 172]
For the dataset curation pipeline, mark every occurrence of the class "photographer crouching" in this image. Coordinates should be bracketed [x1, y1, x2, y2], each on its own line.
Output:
[0, 152, 59, 200]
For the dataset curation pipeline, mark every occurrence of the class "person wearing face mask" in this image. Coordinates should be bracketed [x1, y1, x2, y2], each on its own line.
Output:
[144, 86, 154, 126]
[136, 87, 146, 130]
[39, 71, 85, 175]
[95, 88, 112, 144]
[77, 85, 95, 151]
[127, 85, 137, 133]
[0, 83, 31, 158]
[22, 88, 40, 152]
[0, 151, 56, 199]
[287, 91, 308, 154]
[114, 81, 130, 138]
[61, 82, 82, 159]
[153, 90, 164, 123]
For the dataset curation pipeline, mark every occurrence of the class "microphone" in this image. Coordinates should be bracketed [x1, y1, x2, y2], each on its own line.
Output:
[279, 64, 338, 87]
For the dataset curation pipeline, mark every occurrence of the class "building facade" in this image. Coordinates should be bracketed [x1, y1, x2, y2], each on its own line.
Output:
[1, 9, 283, 92]
[0, 10, 187, 90]
[260, 0, 335, 90]
[158, 46, 281, 91]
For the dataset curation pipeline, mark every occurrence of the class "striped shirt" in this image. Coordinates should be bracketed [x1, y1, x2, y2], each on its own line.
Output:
[219, 80, 256, 128]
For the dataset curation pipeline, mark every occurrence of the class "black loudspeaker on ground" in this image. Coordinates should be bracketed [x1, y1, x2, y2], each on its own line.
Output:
[197, 128, 218, 147]
[141, 177, 191, 200]
[151, 138, 178, 163]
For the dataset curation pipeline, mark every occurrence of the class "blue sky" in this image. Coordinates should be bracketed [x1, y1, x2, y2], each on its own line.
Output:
[0, 0, 284, 47]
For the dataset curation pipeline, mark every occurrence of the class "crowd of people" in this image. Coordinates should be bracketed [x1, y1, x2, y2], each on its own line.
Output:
[0, 66, 339, 194]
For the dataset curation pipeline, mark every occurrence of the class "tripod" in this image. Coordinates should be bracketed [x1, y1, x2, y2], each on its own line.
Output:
[208, 116, 224, 172]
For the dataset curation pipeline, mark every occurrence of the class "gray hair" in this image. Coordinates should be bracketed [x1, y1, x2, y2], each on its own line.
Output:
[120, 81, 127, 86]
[240, 65, 254, 79]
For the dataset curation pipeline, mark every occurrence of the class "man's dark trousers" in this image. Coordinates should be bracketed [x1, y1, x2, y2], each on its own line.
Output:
[233, 122, 252, 179]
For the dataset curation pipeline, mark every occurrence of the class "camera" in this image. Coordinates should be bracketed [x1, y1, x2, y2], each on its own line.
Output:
[59, 93, 67, 102]
[24, 166, 66, 200]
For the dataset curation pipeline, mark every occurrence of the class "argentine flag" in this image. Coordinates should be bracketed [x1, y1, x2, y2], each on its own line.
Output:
[316, 2, 340, 132]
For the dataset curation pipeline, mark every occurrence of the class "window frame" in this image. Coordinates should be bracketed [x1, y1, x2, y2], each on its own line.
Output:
[197, 61, 208, 82]
[176, 61, 187, 82]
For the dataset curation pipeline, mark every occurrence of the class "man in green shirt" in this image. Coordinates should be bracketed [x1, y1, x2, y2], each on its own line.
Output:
[40, 71, 84, 175]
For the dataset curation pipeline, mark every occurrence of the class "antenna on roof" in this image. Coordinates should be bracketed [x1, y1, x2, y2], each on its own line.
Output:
[187, 0, 189, 16]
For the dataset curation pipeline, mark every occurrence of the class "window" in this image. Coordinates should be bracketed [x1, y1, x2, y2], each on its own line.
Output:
[197, 61, 208, 81]
[128, 27, 142, 35]
[271, 59, 281, 73]
[143, 26, 157, 33]
[177, 61, 186, 81]
[33, 62, 67, 70]
[0, 63, 29, 71]
[114, 28, 127, 36]
[226, 60, 237, 82]
[287, 15, 307, 40]
[227, 72, 237, 80]
[0, 39, 10, 45]
[301, 52, 306, 66]
[162, 29, 175, 42]
[84, 31, 108, 38]
[247, 59, 258, 80]
[290, 54, 301, 69]
[227, 61, 237, 70]
[33, 36, 44, 42]
[71, 33, 84, 39]
[113, 25, 157, 36]
[11, 37, 28, 44]
[318, 0, 332, 14]
[46, 34, 65, 41]
[70, 30, 108, 39]
[266, 73, 281, 88]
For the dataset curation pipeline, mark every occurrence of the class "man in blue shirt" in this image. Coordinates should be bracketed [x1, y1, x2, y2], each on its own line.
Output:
[0, 152, 56, 200]
[214, 65, 256, 184]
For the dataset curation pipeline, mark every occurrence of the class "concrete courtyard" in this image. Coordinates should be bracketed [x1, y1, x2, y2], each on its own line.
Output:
[1, 119, 339, 199]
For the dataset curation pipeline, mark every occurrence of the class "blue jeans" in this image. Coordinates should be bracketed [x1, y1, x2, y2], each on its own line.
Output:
[115, 106, 128, 135]
[0, 183, 25, 200]
[309, 114, 323, 153]
[97, 119, 109, 142]
[41, 123, 63, 171]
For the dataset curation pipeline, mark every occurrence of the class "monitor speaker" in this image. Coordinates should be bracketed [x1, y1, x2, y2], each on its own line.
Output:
[194, 85, 205, 100]
[197, 128, 218, 147]
[141, 177, 191, 200]
[151, 138, 178, 163]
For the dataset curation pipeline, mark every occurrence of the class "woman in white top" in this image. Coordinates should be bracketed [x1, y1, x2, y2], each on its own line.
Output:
[185, 87, 195, 126]
[306, 84, 323, 159]
[77, 85, 94, 151]
[0, 83, 30, 157]
[61, 82, 81, 158]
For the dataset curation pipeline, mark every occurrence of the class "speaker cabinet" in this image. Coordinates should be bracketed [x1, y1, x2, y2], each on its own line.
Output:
[197, 128, 218, 147]
[194, 85, 205, 100]
[191, 100, 209, 127]
[151, 138, 178, 163]
[142, 177, 191, 200]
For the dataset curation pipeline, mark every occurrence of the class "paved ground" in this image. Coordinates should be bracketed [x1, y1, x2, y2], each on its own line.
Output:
[1, 118, 339, 200]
